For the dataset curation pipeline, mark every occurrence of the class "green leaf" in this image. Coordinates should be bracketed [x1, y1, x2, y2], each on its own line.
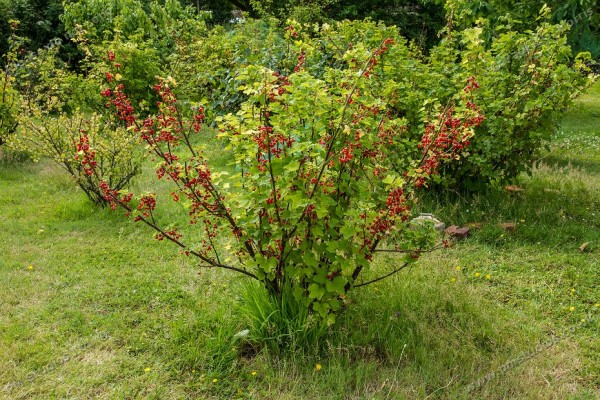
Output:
[326, 276, 347, 294]
[304, 253, 319, 268]
[284, 160, 300, 173]
[340, 225, 355, 239]
[308, 283, 325, 300]
[326, 241, 339, 253]
[382, 175, 396, 185]
[315, 206, 328, 219]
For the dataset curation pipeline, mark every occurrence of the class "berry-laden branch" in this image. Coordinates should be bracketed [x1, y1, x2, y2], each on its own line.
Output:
[89, 38, 483, 323]
[91, 52, 259, 276]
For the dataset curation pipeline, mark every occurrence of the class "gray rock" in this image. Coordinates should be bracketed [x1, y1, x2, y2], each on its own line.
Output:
[411, 213, 446, 231]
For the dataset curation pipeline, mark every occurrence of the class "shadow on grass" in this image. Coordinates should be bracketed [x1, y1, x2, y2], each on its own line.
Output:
[418, 170, 600, 250]
[164, 268, 543, 399]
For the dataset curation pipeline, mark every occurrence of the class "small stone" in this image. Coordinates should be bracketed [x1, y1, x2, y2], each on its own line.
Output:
[412, 213, 445, 231]
[445, 225, 471, 239]
[233, 329, 250, 339]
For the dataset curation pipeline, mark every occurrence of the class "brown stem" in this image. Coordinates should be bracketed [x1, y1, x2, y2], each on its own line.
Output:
[354, 262, 410, 288]
[110, 193, 259, 280]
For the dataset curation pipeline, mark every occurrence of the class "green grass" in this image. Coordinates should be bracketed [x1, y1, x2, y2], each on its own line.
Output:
[1, 84, 599, 399]
[544, 81, 600, 174]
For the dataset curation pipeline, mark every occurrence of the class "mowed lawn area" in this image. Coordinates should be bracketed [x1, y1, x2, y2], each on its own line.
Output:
[1, 83, 599, 399]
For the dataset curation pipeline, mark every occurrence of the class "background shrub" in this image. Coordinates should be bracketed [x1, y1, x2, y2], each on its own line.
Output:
[10, 105, 143, 206]
[5, 41, 143, 205]
[200, 18, 592, 188]
[429, 19, 594, 188]
[0, 31, 21, 146]
[171, 19, 294, 120]
[0, 70, 19, 146]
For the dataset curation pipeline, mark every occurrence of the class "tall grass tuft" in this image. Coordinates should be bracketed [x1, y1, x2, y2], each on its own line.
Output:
[240, 281, 328, 355]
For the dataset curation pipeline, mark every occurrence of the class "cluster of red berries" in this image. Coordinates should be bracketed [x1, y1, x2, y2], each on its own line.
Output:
[464, 76, 480, 93]
[416, 94, 484, 187]
[136, 194, 156, 219]
[253, 125, 295, 159]
[285, 25, 299, 38]
[75, 135, 97, 176]
[339, 146, 354, 164]
[294, 51, 306, 73]
[364, 38, 395, 78]
[99, 181, 132, 211]
[101, 83, 135, 126]
[386, 188, 409, 217]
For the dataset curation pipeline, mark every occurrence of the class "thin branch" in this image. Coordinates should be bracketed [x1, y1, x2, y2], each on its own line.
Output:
[312, 38, 389, 193]
[287, 39, 391, 238]
[354, 262, 410, 288]
[374, 243, 446, 254]
[103, 189, 258, 280]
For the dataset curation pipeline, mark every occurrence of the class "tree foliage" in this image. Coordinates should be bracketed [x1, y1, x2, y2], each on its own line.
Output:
[446, 0, 600, 58]
[0, 0, 65, 59]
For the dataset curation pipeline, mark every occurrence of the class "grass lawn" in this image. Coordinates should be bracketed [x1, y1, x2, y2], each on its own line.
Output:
[1, 83, 599, 399]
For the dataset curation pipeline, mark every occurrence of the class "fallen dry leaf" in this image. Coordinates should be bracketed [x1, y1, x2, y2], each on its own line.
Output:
[498, 223, 518, 232]
[505, 185, 524, 193]
[445, 225, 471, 239]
